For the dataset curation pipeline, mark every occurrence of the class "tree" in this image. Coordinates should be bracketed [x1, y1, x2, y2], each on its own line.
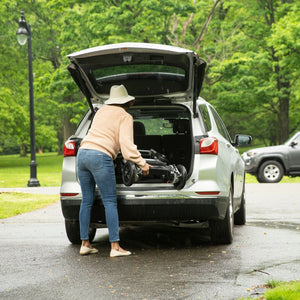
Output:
[199, 0, 300, 144]
[268, 3, 300, 136]
[0, 1, 32, 155]
[39, 0, 198, 151]
[0, 0, 299, 155]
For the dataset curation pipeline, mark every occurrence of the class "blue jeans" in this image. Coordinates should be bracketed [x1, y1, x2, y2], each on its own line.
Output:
[77, 149, 119, 242]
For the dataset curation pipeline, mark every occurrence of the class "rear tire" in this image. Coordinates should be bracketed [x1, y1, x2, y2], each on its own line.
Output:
[234, 184, 246, 225]
[65, 220, 96, 244]
[210, 185, 234, 244]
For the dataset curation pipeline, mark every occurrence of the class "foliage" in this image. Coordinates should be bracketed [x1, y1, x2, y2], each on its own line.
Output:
[0, 0, 299, 154]
[205, 0, 300, 145]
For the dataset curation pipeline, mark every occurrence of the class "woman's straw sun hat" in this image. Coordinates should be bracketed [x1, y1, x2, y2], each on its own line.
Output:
[105, 85, 135, 105]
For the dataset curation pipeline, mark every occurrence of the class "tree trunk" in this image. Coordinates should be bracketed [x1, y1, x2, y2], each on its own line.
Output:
[272, 48, 290, 144]
[277, 81, 290, 144]
[57, 115, 77, 155]
[20, 142, 27, 157]
[57, 130, 64, 155]
[63, 116, 77, 143]
[259, 0, 291, 144]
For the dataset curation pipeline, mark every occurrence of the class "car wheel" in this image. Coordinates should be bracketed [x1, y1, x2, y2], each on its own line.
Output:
[210, 185, 234, 244]
[234, 183, 246, 225]
[256, 176, 264, 183]
[258, 160, 284, 183]
[65, 220, 96, 244]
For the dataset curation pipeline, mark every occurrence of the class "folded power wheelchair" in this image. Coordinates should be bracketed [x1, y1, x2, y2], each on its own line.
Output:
[115, 149, 187, 190]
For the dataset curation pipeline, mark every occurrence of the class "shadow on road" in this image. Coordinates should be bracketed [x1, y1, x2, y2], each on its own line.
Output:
[93, 224, 212, 251]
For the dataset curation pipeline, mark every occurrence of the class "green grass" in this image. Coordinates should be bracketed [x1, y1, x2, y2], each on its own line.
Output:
[240, 280, 300, 300]
[264, 280, 300, 300]
[245, 173, 300, 184]
[0, 153, 63, 187]
[0, 192, 59, 219]
[0, 153, 62, 219]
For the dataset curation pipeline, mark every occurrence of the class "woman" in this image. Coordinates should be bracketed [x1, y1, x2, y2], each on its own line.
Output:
[77, 85, 150, 257]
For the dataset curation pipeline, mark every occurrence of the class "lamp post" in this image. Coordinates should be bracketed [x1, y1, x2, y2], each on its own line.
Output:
[17, 11, 40, 187]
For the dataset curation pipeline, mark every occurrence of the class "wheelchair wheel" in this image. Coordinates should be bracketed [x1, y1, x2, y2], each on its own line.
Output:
[174, 164, 187, 190]
[122, 161, 137, 186]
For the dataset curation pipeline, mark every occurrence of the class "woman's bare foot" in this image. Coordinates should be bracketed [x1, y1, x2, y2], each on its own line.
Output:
[82, 240, 93, 249]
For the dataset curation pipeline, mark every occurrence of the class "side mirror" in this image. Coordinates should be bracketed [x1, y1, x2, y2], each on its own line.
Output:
[233, 134, 252, 146]
[290, 141, 298, 147]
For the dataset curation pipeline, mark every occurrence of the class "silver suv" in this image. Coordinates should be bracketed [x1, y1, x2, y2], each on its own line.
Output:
[60, 43, 251, 245]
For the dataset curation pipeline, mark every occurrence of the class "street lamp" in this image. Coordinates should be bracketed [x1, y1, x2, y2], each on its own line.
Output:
[17, 11, 40, 187]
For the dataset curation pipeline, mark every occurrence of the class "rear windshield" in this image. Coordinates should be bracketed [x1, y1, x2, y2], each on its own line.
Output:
[93, 64, 185, 78]
[79, 53, 190, 96]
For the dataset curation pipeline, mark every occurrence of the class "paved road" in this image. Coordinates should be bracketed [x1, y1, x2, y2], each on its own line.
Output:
[0, 183, 299, 300]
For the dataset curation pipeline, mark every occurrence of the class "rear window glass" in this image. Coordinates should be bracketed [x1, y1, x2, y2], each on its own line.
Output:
[91, 64, 186, 96]
[92, 65, 185, 79]
[198, 104, 212, 132]
[209, 107, 232, 142]
[80, 53, 189, 96]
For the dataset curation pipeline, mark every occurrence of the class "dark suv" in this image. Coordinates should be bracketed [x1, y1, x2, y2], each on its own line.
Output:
[242, 132, 300, 183]
[60, 43, 251, 245]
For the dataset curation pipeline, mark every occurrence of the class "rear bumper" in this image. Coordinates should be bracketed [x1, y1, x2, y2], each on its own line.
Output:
[61, 195, 228, 224]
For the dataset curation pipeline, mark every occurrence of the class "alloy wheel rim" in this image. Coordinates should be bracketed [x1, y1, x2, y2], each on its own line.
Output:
[264, 164, 280, 181]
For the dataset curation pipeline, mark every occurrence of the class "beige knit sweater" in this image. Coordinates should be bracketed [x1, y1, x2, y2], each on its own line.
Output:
[80, 105, 146, 168]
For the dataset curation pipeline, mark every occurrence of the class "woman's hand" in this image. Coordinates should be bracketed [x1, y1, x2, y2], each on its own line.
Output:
[141, 163, 151, 176]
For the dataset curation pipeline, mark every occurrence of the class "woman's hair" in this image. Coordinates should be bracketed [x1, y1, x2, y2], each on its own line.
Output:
[110, 100, 134, 109]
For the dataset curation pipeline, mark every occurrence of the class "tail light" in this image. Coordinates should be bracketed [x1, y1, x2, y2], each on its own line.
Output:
[63, 141, 76, 157]
[200, 137, 218, 155]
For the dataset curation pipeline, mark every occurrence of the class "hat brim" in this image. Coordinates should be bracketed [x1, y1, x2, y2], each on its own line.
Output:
[105, 95, 135, 105]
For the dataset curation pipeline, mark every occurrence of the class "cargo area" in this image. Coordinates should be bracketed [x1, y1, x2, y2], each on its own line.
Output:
[116, 103, 193, 185]
[70, 103, 193, 186]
